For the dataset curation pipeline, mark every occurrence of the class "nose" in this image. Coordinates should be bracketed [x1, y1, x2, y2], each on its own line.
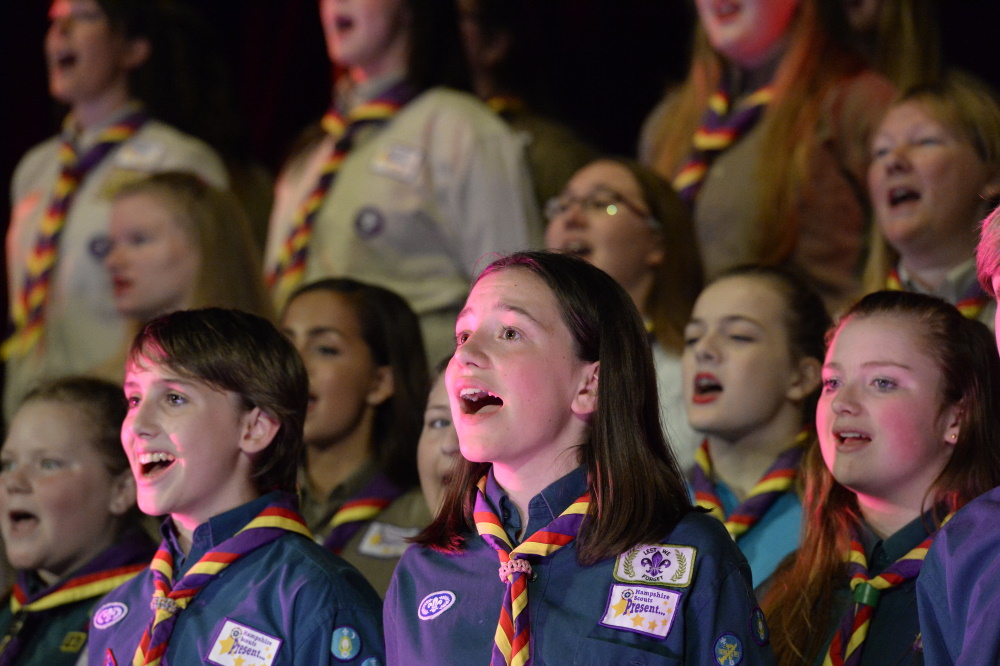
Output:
[104, 241, 124, 271]
[127, 400, 157, 440]
[453, 328, 489, 369]
[1, 463, 31, 494]
[830, 381, 860, 416]
[440, 427, 460, 456]
[883, 145, 911, 175]
[692, 331, 720, 363]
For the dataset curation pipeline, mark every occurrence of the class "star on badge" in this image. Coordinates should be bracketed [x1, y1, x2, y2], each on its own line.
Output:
[611, 598, 628, 617]
[631, 614, 646, 628]
[218, 636, 235, 654]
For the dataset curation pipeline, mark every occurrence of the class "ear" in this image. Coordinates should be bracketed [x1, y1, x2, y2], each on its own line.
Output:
[238, 407, 281, 455]
[941, 401, 963, 447]
[785, 356, 822, 402]
[571, 361, 600, 416]
[645, 234, 666, 269]
[108, 470, 137, 517]
[366, 365, 395, 406]
[123, 36, 151, 71]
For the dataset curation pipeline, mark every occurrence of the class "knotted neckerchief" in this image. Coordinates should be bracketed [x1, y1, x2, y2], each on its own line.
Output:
[266, 81, 416, 306]
[474, 475, 589, 666]
[886, 267, 990, 321]
[0, 529, 154, 665]
[131, 496, 311, 666]
[672, 83, 774, 204]
[322, 472, 406, 554]
[2, 108, 149, 359]
[691, 430, 808, 540]
[823, 517, 948, 666]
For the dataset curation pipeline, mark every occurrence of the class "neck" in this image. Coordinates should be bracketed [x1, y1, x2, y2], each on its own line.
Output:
[900, 246, 977, 293]
[856, 493, 923, 540]
[347, 58, 407, 89]
[627, 275, 655, 320]
[305, 427, 374, 499]
[70, 86, 133, 132]
[706, 408, 803, 501]
[493, 453, 579, 531]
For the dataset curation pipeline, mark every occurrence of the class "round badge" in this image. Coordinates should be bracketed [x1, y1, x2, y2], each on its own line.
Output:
[418, 590, 456, 621]
[353, 207, 385, 239]
[331, 626, 361, 661]
[361, 658, 383, 666]
[92, 602, 129, 630]
[749, 607, 769, 646]
[89, 235, 112, 260]
[714, 632, 744, 666]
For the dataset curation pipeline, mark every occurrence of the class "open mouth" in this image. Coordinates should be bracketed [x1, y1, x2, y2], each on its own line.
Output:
[335, 15, 354, 32]
[53, 51, 77, 70]
[138, 451, 176, 479]
[7, 510, 39, 536]
[561, 240, 592, 260]
[888, 186, 920, 208]
[459, 387, 503, 415]
[692, 373, 722, 403]
[835, 431, 871, 447]
[711, 0, 741, 20]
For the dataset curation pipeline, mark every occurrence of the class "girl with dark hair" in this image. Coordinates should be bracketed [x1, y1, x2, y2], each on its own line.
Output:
[265, 0, 539, 366]
[281, 278, 430, 597]
[385, 251, 773, 664]
[4, 0, 227, 422]
[0, 377, 156, 665]
[684, 266, 829, 585]
[762, 291, 1000, 665]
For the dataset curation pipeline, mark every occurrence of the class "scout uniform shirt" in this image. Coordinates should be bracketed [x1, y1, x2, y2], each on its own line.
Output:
[265, 82, 541, 365]
[87, 492, 385, 666]
[814, 516, 932, 666]
[5, 106, 227, 422]
[917, 487, 1000, 665]
[385, 466, 775, 665]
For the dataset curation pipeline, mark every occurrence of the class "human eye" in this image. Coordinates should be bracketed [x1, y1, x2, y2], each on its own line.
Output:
[821, 377, 841, 392]
[315, 343, 340, 357]
[39, 458, 65, 471]
[500, 327, 522, 342]
[544, 196, 570, 220]
[455, 330, 471, 346]
[871, 377, 897, 391]
[428, 416, 452, 429]
[125, 393, 141, 409]
[682, 325, 701, 347]
[870, 142, 891, 160]
[165, 392, 187, 406]
[0, 459, 14, 474]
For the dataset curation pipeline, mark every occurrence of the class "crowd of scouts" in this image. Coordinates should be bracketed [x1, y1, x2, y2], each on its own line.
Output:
[2, 0, 1000, 663]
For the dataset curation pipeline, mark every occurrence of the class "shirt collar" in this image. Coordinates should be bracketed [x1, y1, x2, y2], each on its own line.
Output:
[484, 465, 588, 542]
[859, 513, 934, 574]
[62, 100, 144, 150]
[896, 259, 981, 303]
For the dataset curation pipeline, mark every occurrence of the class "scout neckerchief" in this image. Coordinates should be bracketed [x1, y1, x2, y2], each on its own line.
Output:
[266, 80, 416, 307]
[131, 496, 311, 666]
[322, 472, 406, 554]
[672, 82, 774, 204]
[474, 475, 590, 666]
[2, 108, 149, 360]
[0, 530, 154, 665]
[823, 516, 949, 666]
[886, 267, 990, 321]
[691, 430, 808, 541]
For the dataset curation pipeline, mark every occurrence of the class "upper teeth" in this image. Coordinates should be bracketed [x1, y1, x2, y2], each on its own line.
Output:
[460, 388, 491, 400]
[138, 452, 175, 464]
[839, 432, 864, 439]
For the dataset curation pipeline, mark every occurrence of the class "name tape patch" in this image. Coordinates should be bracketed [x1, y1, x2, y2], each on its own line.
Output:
[208, 619, 282, 666]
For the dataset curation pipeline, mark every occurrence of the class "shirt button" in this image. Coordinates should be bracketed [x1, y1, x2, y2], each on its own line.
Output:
[530, 572, 538, 582]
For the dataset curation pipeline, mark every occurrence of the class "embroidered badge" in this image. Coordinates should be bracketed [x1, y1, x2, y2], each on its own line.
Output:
[714, 632, 743, 666]
[114, 140, 165, 171]
[208, 619, 282, 666]
[331, 626, 362, 661]
[418, 590, 456, 620]
[357, 522, 420, 558]
[371, 143, 422, 182]
[361, 658, 383, 666]
[353, 207, 386, 239]
[93, 602, 129, 629]
[599, 584, 680, 639]
[614, 544, 696, 587]
[749, 607, 769, 646]
[104, 648, 117, 666]
[59, 631, 87, 653]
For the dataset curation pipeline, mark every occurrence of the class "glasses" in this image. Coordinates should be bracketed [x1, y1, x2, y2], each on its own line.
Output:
[544, 186, 658, 228]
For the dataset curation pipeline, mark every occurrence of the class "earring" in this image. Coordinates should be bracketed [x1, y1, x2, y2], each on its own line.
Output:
[949, 433, 958, 442]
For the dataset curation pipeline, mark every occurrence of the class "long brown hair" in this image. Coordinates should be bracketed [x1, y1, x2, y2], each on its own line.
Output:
[644, 0, 867, 265]
[762, 290, 1000, 664]
[413, 251, 692, 565]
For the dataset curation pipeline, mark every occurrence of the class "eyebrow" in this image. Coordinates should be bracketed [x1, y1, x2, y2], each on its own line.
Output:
[457, 302, 543, 326]
[823, 360, 913, 371]
[686, 314, 764, 328]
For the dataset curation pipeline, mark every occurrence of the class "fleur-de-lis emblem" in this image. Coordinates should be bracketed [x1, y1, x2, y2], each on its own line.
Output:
[640, 550, 670, 577]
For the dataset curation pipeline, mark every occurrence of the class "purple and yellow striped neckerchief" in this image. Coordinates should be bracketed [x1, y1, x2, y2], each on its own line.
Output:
[691, 430, 808, 541]
[266, 81, 415, 307]
[3, 109, 149, 359]
[824, 515, 949, 666]
[474, 475, 589, 666]
[885, 267, 990, 321]
[131, 497, 311, 666]
[672, 83, 773, 204]
[322, 472, 405, 554]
